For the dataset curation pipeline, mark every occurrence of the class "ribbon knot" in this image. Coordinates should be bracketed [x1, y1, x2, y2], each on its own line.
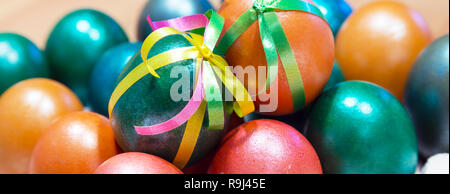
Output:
[198, 44, 213, 59]
[252, 3, 268, 15]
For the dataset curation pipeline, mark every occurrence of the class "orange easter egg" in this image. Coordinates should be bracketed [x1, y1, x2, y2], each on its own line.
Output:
[219, 0, 335, 116]
[336, 1, 432, 100]
[29, 112, 120, 174]
[0, 78, 83, 174]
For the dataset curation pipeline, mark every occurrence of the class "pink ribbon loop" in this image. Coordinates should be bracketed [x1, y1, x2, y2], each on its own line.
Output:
[147, 14, 209, 32]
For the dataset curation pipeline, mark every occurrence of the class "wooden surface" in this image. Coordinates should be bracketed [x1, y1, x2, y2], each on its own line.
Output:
[0, 0, 448, 48]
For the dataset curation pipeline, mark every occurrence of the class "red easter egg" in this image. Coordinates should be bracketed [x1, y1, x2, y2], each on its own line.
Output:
[219, 0, 335, 116]
[94, 152, 183, 174]
[29, 112, 120, 174]
[208, 119, 322, 174]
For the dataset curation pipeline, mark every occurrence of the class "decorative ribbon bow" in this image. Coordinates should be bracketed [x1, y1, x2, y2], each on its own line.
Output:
[108, 11, 254, 168]
[215, 0, 327, 112]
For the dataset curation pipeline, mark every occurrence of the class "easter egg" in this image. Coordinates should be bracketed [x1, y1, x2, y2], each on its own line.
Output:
[421, 153, 449, 174]
[46, 9, 128, 104]
[88, 42, 142, 116]
[336, 1, 432, 100]
[29, 112, 120, 174]
[0, 33, 49, 94]
[313, 0, 352, 36]
[219, 0, 335, 116]
[94, 152, 183, 174]
[110, 34, 232, 169]
[208, 119, 322, 174]
[305, 81, 418, 174]
[323, 61, 346, 91]
[405, 35, 449, 158]
[0, 78, 83, 174]
[137, 0, 214, 41]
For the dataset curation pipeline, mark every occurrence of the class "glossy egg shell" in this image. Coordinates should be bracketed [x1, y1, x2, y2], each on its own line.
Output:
[208, 119, 323, 174]
[336, 1, 432, 100]
[0, 33, 49, 94]
[29, 112, 120, 174]
[405, 35, 449, 158]
[0, 78, 83, 174]
[45, 9, 128, 104]
[305, 81, 418, 174]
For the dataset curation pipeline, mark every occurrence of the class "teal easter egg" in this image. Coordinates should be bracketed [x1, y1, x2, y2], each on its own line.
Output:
[305, 81, 418, 174]
[323, 61, 346, 91]
[0, 33, 49, 94]
[314, 0, 352, 36]
[110, 34, 232, 168]
[46, 9, 128, 104]
[88, 42, 142, 116]
[405, 35, 449, 158]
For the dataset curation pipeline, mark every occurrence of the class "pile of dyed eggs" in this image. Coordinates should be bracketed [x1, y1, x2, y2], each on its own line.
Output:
[0, 0, 448, 174]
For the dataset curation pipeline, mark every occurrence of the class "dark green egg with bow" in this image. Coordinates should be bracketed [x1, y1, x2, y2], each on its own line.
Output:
[305, 81, 418, 174]
[111, 10, 252, 169]
[46, 9, 128, 104]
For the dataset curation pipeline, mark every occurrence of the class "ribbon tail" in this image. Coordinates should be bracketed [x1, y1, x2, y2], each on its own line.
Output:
[172, 99, 207, 169]
[209, 56, 255, 117]
[264, 12, 305, 112]
[202, 61, 225, 131]
[258, 14, 279, 96]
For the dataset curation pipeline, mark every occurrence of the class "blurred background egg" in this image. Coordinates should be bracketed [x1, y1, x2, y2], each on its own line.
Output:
[313, 0, 353, 37]
[45, 9, 128, 104]
[405, 35, 449, 158]
[0, 78, 83, 174]
[0, 33, 49, 94]
[336, 1, 432, 100]
[88, 42, 142, 116]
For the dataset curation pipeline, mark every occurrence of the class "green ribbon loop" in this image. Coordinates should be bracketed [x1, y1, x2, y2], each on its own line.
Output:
[215, 0, 328, 112]
[203, 10, 227, 130]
